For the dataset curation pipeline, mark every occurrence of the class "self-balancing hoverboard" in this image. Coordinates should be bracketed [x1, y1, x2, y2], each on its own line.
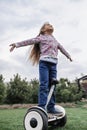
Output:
[24, 78, 67, 130]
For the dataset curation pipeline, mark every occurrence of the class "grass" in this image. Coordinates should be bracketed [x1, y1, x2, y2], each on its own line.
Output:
[0, 109, 25, 130]
[0, 104, 87, 130]
[63, 107, 87, 130]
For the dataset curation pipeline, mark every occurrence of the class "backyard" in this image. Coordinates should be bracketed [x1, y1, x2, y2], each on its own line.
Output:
[0, 102, 87, 130]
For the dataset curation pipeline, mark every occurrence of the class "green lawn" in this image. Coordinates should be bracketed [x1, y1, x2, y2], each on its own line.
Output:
[0, 109, 25, 130]
[0, 105, 87, 130]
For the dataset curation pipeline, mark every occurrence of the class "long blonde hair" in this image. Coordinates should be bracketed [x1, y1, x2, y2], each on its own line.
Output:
[29, 23, 53, 65]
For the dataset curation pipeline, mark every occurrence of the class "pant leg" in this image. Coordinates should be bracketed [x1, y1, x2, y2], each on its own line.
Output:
[47, 63, 57, 111]
[38, 61, 49, 109]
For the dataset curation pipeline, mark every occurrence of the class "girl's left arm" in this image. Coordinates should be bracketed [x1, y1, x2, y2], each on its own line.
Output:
[58, 42, 73, 62]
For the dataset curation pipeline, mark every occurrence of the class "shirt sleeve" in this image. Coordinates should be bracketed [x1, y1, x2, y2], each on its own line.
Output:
[58, 42, 71, 59]
[15, 36, 41, 48]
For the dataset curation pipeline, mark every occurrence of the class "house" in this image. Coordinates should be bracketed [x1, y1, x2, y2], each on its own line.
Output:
[78, 75, 87, 93]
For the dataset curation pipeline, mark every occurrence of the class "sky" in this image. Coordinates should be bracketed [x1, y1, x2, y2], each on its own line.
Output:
[0, 0, 87, 82]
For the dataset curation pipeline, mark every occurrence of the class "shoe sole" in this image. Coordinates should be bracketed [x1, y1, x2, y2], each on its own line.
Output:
[48, 113, 63, 118]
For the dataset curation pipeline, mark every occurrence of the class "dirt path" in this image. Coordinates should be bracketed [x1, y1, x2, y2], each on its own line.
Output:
[0, 103, 77, 109]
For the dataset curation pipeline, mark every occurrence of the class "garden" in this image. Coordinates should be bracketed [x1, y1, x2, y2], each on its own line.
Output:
[0, 73, 87, 130]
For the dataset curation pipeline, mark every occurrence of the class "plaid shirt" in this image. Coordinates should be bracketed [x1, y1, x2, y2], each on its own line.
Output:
[15, 34, 70, 61]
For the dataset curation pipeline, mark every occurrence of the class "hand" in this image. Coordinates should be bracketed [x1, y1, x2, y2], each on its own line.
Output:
[69, 57, 73, 62]
[9, 43, 16, 52]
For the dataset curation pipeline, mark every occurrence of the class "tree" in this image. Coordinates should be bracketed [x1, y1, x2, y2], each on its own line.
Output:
[28, 78, 39, 103]
[6, 73, 31, 104]
[4, 75, 83, 104]
[0, 74, 5, 104]
[56, 78, 83, 103]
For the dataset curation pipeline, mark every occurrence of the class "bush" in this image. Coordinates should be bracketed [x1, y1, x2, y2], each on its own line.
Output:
[0, 75, 5, 104]
[5, 74, 31, 104]
[28, 78, 39, 103]
[0, 74, 83, 104]
[61, 89, 71, 103]
[56, 78, 83, 103]
[5, 74, 39, 104]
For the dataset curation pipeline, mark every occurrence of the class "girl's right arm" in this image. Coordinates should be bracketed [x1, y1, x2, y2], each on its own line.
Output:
[9, 43, 16, 52]
[9, 36, 41, 52]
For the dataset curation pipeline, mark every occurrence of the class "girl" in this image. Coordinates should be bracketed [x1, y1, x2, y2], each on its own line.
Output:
[10, 22, 72, 114]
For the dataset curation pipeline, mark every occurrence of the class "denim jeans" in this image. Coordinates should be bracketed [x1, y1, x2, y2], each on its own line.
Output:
[38, 60, 57, 111]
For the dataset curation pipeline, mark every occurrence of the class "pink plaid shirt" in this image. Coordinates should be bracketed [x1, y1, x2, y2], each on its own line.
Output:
[15, 34, 70, 63]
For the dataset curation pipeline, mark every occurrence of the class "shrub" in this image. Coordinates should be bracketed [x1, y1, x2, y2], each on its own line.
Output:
[0, 74, 5, 104]
[5, 74, 31, 104]
[56, 78, 83, 103]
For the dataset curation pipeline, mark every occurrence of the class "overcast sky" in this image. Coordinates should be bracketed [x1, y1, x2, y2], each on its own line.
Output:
[0, 0, 87, 82]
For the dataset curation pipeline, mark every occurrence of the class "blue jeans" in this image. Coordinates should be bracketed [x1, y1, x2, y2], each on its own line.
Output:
[38, 60, 57, 111]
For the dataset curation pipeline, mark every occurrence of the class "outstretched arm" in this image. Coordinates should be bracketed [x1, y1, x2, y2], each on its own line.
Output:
[58, 42, 73, 62]
[9, 43, 16, 52]
[9, 36, 41, 52]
